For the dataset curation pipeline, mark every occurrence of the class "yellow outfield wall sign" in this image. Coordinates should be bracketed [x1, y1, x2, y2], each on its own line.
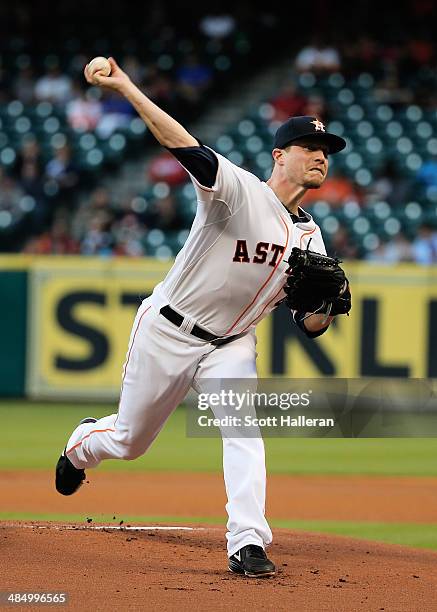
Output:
[18, 256, 437, 399]
[26, 257, 171, 399]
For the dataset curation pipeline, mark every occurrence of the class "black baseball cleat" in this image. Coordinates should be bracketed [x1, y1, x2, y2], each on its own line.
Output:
[55, 417, 97, 496]
[228, 544, 276, 578]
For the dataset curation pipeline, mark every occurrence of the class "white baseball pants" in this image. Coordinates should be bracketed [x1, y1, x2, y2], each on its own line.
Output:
[65, 297, 273, 556]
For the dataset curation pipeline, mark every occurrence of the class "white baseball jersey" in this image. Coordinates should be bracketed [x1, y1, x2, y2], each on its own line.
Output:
[151, 148, 326, 336]
[64, 146, 327, 560]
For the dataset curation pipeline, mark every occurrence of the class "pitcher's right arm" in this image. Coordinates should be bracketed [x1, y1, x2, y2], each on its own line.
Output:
[84, 56, 198, 149]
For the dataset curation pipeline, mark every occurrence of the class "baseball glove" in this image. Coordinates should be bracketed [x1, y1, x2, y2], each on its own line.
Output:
[284, 240, 351, 316]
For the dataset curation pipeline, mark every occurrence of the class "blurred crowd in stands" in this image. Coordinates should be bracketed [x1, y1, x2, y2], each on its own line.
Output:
[1, 0, 437, 263]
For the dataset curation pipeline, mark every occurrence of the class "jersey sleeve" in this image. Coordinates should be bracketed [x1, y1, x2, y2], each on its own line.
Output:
[178, 146, 245, 214]
[166, 144, 218, 188]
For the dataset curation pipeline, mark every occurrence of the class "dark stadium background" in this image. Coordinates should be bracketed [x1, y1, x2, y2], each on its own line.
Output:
[0, 0, 435, 262]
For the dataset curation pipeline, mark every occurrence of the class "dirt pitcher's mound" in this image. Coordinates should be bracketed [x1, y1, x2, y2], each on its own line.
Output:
[1, 523, 437, 611]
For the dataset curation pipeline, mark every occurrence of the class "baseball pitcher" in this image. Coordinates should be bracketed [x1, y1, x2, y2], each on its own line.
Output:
[55, 57, 351, 578]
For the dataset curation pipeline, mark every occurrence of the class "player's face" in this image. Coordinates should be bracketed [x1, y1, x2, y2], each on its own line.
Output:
[284, 139, 329, 188]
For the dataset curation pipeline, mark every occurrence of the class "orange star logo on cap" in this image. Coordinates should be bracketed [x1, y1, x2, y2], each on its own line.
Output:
[311, 119, 325, 132]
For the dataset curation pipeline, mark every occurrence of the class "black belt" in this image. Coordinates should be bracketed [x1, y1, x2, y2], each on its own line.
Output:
[160, 305, 245, 347]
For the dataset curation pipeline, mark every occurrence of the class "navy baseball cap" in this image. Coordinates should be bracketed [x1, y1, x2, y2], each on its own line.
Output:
[273, 116, 346, 154]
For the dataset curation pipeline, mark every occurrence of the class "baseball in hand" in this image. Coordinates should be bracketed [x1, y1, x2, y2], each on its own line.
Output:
[87, 56, 111, 80]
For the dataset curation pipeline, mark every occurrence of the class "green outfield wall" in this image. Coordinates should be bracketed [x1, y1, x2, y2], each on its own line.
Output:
[0, 255, 436, 399]
[0, 269, 27, 396]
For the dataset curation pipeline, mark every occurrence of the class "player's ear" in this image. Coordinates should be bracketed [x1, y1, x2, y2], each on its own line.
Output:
[272, 148, 285, 165]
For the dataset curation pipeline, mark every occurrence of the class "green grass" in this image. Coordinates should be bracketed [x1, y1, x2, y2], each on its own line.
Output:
[2, 511, 437, 551]
[273, 520, 437, 551]
[2, 401, 437, 475]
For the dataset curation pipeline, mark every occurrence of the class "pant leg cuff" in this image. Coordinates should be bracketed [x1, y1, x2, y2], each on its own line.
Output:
[227, 539, 265, 558]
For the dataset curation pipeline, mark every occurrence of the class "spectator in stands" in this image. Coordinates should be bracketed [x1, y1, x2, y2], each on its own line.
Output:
[80, 210, 115, 256]
[303, 168, 360, 207]
[45, 144, 79, 208]
[269, 81, 307, 122]
[155, 194, 185, 231]
[34, 59, 73, 105]
[0, 171, 25, 227]
[374, 69, 413, 108]
[141, 194, 185, 232]
[18, 158, 48, 233]
[304, 94, 329, 123]
[10, 135, 47, 230]
[407, 35, 435, 71]
[366, 159, 412, 206]
[66, 81, 103, 132]
[95, 89, 136, 138]
[71, 187, 113, 242]
[412, 223, 437, 264]
[365, 233, 414, 264]
[23, 215, 80, 254]
[14, 136, 44, 180]
[6, 136, 47, 235]
[142, 65, 178, 115]
[176, 53, 213, 106]
[416, 155, 437, 188]
[147, 151, 188, 186]
[382, 232, 414, 263]
[295, 36, 341, 74]
[112, 213, 146, 256]
[342, 36, 381, 76]
[330, 226, 359, 259]
[365, 242, 389, 263]
[13, 64, 36, 104]
[19, 158, 45, 203]
[121, 55, 146, 84]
